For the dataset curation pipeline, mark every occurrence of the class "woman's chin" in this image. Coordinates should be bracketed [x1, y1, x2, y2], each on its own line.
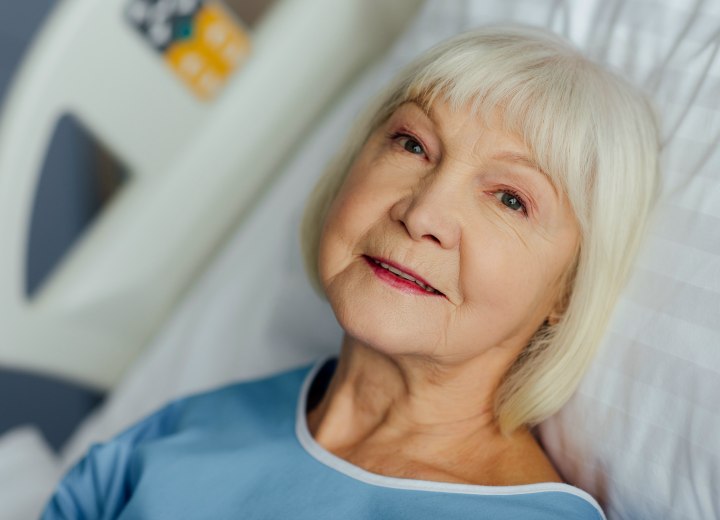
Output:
[331, 301, 440, 358]
[323, 262, 453, 356]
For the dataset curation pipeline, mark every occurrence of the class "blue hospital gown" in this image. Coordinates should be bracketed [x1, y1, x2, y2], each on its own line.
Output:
[41, 359, 606, 519]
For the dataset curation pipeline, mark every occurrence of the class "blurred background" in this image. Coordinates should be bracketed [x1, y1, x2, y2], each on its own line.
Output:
[0, 0, 277, 452]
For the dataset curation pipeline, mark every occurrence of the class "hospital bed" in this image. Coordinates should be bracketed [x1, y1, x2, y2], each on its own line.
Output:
[0, 0, 719, 518]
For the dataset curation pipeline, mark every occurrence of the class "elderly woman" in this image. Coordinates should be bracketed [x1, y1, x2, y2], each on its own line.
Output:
[42, 26, 658, 519]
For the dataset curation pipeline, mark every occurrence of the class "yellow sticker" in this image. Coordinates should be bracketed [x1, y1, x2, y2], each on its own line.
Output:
[127, 0, 251, 101]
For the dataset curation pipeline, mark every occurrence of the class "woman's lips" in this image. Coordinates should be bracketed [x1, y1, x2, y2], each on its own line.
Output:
[363, 255, 444, 297]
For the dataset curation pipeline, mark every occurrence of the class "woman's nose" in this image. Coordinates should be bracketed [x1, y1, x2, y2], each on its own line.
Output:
[389, 173, 462, 249]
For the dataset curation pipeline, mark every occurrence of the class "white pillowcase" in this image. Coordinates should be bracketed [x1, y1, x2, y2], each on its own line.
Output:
[59, 1, 720, 519]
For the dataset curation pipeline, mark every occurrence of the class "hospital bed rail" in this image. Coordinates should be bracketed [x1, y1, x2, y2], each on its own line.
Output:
[0, 0, 424, 390]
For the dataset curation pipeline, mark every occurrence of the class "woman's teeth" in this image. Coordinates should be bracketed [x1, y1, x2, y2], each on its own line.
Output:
[371, 258, 440, 294]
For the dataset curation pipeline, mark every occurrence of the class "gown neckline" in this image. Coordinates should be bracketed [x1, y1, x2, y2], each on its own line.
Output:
[293, 357, 605, 518]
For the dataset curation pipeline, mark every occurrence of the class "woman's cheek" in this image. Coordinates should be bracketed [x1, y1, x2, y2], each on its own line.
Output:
[461, 229, 528, 302]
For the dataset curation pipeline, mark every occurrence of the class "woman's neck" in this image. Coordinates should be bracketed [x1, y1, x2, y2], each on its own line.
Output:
[306, 336, 531, 481]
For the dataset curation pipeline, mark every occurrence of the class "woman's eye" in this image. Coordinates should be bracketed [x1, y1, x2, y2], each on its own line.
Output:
[392, 133, 425, 155]
[494, 191, 526, 213]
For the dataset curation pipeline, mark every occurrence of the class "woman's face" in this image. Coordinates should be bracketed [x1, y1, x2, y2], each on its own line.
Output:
[318, 100, 580, 364]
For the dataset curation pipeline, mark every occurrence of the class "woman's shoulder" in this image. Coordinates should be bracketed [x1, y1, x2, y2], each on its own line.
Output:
[40, 363, 317, 519]
[181, 362, 312, 407]
[451, 433, 603, 519]
[102, 361, 314, 448]
[171, 361, 314, 426]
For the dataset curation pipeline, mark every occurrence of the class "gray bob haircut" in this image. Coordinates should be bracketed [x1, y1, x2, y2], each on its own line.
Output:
[301, 25, 660, 434]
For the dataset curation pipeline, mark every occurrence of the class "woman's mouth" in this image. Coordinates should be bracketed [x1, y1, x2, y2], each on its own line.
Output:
[363, 255, 444, 297]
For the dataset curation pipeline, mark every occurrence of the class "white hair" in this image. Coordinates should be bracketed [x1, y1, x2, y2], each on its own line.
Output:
[301, 25, 660, 434]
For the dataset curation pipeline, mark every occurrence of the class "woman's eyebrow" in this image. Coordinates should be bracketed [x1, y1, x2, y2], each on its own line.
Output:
[492, 151, 541, 172]
[401, 100, 436, 126]
[491, 151, 558, 195]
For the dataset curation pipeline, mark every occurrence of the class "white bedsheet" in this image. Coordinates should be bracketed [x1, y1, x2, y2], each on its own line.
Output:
[0, 427, 60, 519]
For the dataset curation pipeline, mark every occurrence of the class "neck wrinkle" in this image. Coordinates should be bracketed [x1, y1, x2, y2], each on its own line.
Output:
[307, 337, 514, 459]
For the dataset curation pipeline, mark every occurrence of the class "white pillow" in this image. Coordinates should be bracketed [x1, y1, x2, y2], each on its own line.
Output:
[61, 1, 720, 519]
